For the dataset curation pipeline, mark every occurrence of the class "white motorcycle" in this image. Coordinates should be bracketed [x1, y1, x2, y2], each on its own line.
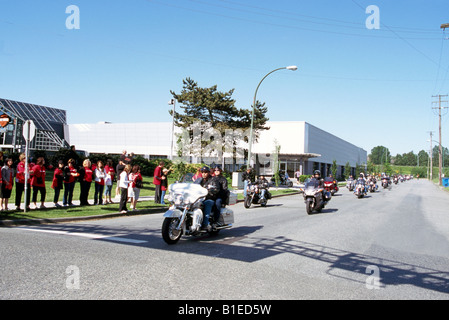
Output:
[162, 182, 235, 244]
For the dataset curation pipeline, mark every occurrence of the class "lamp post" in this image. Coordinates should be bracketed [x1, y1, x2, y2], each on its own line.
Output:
[247, 66, 298, 169]
[168, 98, 176, 160]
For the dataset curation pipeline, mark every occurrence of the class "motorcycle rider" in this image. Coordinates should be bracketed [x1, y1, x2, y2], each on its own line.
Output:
[255, 174, 269, 202]
[195, 166, 220, 231]
[311, 170, 331, 201]
[212, 165, 228, 227]
[355, 173, 367, 194]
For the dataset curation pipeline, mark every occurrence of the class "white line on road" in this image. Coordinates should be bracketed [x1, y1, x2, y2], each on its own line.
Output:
[18, 227, 148, 244]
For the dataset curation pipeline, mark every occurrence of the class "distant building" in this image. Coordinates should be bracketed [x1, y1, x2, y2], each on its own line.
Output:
[69, 121, 367, 178]
[0, 98, 69, 153]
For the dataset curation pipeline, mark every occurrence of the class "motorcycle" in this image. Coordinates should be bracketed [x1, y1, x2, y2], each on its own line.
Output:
[162, 182, 235, 244]
[381, 178, 390, 188]
[270, 173, 293, 187]
[323, 177, 339, 196]
[244, 182, 271, 208]
[300, 178, 330, 214]
[393, 177, 398, 185]
[354, 180, 367, 198]
[368, 179, 377, 193]
[346, 179, 355, 191]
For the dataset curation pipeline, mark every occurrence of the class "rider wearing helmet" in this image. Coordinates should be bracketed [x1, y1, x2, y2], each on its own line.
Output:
[311, 170, 330, 201]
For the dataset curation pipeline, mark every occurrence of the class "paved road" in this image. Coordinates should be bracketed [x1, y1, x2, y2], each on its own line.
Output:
[1, 179, 448, 300]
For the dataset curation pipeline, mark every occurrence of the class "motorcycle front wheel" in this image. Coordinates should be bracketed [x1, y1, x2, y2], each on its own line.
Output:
[244, 196, 252, 209]
[305, 201, 313, 215]
[162, 217, 183, 244]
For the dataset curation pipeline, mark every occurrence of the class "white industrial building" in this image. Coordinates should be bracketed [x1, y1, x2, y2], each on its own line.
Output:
[68, 121, 367, 179]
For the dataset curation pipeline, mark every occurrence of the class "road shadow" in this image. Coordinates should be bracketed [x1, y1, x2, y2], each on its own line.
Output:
[17, 223, 449, 295]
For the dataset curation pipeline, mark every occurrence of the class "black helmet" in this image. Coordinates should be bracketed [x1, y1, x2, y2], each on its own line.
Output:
[213, 165, 222, 172]
[200, 166, 210, 173]
[313, 170, 321, 176]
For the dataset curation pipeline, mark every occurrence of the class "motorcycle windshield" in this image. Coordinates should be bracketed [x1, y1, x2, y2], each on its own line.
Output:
[304, 179, 320, 189]
[169, 183, 208, 203]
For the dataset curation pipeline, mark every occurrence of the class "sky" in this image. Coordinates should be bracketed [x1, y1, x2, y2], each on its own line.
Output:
[1, 0, 449, 157]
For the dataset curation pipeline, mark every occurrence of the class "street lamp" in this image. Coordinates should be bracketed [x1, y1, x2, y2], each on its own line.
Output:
[168, 98, 176, 160]
[247, 66, 298, 168]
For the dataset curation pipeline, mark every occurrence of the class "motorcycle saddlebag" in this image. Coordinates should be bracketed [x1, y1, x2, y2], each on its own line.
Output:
[220, 207, 234, 224]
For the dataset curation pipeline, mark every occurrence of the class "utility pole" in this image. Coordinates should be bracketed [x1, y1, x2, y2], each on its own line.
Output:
[428, 131, 434, 181]
[432, 95, 448, 186]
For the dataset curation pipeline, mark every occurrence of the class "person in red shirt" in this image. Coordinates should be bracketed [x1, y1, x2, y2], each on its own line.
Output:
[153, 161, 164, 204]
[15, 153, 33, 210]
[31, 157, 46, 209]
[63, 158, 79, 206]
[78, 159, 93, 206]
[128, 164, 143, 210]
[51, 160, 64, 207]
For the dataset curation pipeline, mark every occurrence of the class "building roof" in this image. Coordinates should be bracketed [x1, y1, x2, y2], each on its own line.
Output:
[0, 98, 67, 131]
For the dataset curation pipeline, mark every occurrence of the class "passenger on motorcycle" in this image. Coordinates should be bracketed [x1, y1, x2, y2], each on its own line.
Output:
[242, 167, 255, 197]
[256, 174, 269, 201]
[195, 166, 220, 231]
[212, 165, 229, 226]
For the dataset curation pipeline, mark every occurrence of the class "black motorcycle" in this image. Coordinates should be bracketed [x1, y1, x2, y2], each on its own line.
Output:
[244, 182, 271, 208]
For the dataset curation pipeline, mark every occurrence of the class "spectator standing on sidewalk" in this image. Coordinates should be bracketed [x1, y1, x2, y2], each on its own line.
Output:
[31, 157, 46, 209]
[63, 158, 79, 206]
[94, 160, 106, 205]
[119, 164, 131, 213]
[115, 159, 126, 199]
[104, 159, 115, 204]
[15, 153, 33, 210]
[160, 168, 170, 204]
[51, 160, 64, 207]
[1, 158, 14, 211]
[153, 161, 164, 204]
[78, 159, 93, 206]
[128, 164, 143, 210]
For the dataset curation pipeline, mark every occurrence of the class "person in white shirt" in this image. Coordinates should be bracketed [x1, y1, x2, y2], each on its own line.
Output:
[119, 164, 131, 213]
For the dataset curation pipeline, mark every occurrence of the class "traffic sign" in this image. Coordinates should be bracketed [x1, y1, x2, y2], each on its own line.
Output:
[22, 120, 36, 141]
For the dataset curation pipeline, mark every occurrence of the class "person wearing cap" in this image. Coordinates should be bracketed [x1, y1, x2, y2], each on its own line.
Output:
[212, 165, 228, 225]
[195, 166, 220, 231]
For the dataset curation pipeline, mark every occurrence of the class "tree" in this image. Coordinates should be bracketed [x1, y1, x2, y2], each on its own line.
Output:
[369, 146, 390, 165]
[417, 150, 429, 167]
[344, 161, 352, 179]
[170, 78, 269, 164]
[331, 160, 337, 179]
